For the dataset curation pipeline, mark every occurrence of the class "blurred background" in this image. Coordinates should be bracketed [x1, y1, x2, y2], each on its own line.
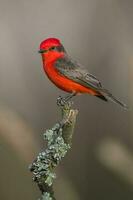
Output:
[0, 0, 131, 199]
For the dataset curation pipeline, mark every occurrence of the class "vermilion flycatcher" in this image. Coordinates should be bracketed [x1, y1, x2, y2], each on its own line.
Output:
[39, 38, 127, 109]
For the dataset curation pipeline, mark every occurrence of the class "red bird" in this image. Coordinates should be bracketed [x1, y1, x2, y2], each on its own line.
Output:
[39, 38, 127, 109]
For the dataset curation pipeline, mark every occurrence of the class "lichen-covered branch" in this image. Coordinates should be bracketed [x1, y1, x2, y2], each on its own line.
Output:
[29, 102, 78, 200]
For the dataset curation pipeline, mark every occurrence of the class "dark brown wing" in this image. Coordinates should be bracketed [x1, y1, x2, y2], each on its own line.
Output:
[55, 56, 102, 91]
[55, 56, 127, 108]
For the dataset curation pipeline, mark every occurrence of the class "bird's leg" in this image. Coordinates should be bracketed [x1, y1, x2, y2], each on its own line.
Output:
[57, 92, 76, 107]
[64, 92, 76, 102]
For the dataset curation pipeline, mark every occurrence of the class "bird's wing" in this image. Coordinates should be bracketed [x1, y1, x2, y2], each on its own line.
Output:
[55, 56, 128, 108]
[55, 56, 102, 91]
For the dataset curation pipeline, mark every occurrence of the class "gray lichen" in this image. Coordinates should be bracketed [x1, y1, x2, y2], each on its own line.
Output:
[29, 102, 78, 200]
[41, 192, 53, 200]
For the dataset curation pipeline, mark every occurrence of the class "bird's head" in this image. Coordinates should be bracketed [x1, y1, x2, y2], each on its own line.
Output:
[38, 38, 66, 63]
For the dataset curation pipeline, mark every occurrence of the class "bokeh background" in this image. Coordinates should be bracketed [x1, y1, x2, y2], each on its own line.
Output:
[0, 0, 131, 199]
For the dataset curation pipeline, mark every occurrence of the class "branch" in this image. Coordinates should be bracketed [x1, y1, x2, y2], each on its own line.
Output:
[29, 101, 78, 200]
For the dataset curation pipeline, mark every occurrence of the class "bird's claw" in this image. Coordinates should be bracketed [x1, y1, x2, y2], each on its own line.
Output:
[57, 96, 67, 106]
[57, 96, 73, 107]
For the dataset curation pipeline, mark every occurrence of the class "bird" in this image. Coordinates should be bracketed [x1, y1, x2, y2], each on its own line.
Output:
[38, 37, 127, 109]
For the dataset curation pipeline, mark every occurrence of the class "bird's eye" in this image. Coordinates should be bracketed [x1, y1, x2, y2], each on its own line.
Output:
[50, 46, 56, 51]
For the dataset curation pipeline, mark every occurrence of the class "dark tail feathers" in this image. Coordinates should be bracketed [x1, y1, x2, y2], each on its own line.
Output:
[98, 89, 128, 110]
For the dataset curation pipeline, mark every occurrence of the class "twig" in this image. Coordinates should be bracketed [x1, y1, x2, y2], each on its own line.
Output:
[29, 101, 78, 200]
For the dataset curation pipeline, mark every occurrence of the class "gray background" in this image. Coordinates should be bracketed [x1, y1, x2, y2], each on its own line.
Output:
[0, 0, 131, 199]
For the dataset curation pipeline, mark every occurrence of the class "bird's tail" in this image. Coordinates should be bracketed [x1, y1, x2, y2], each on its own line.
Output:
[100, 88, 128, 110]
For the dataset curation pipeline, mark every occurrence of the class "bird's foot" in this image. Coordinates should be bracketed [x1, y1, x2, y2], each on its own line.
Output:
[57, 96, 73, 107]
[57, 96, 68, 106]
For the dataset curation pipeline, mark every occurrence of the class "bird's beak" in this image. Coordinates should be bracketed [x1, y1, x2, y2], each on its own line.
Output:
[38, 49, 46, 54]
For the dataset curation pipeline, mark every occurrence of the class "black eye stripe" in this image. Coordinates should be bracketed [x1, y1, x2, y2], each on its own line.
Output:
[39, 45, 66, 54]
[49, 46, 56, 50]
[49, 45, 65, 52]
